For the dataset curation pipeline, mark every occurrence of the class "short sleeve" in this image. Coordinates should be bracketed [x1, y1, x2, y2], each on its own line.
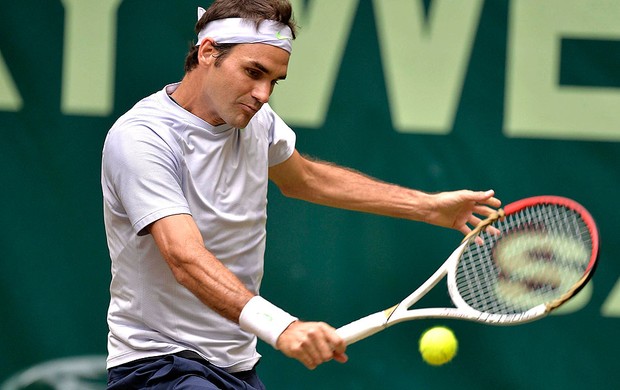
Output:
[101, 125, 191, 235]
[263, 104, 296, 166]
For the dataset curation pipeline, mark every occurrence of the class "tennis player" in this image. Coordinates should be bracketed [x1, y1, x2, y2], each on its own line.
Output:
[101, 0, 501, 388]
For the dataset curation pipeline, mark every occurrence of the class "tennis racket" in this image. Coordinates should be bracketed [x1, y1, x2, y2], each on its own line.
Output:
[336, 196, 599, 345]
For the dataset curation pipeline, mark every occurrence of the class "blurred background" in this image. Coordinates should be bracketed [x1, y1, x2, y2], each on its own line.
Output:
[1, 0, 618, 388]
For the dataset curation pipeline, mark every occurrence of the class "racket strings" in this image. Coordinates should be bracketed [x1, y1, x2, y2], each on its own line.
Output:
[455, 203, 592, 315]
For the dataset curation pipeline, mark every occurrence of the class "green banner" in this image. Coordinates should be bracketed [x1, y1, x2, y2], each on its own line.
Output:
[1, 1, 619, 389]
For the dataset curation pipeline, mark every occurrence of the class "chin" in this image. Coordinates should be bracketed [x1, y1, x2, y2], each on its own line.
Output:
[228, 115, 253, 129]
[226, 120, 249, 129]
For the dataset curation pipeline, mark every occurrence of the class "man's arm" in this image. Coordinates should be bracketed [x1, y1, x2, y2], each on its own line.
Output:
[268, 150, 500, 368]
[148, 213, 254, 323]
[269, 150, 501, 235]
[148, 213, 341, 369]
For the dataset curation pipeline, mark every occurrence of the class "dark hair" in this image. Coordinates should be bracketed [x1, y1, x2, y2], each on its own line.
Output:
[183, 0, 298, 72]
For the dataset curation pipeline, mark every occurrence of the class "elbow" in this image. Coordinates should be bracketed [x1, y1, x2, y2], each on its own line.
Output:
[277, 182, 302, 199]
[277, 177, 316, 201]
[159, 241, 198, 286]
[163, 252, 189, 285]
[170, 266, 192, 287]
[270, 153, 322, 201]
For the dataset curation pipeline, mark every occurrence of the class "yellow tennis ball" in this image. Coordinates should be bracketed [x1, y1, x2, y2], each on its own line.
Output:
[419, 326, 458, 366]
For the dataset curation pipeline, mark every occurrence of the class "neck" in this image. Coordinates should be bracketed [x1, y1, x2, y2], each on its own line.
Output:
[170, 73, 222, 126]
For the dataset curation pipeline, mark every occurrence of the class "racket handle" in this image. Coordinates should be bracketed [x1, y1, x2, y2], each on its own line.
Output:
[336, 311, 388, 345]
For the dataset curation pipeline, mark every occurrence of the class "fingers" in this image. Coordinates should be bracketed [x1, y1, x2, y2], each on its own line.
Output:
[277, 321, 348, 370]
[332, 350, 349, 363]
[465, 209, 502, 234]
[473, 204, 498, 217]
[468, 214, 483, 227]
[298, 326, 335, 369]
[476, 189, 501, 208]
[459, 202, 502, 239]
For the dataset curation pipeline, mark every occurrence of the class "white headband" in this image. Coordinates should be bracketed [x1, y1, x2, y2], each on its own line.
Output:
[195, 8, 293, 53]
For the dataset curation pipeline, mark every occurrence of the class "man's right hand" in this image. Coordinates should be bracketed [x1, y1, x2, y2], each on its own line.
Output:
[276, 320, 348, 370]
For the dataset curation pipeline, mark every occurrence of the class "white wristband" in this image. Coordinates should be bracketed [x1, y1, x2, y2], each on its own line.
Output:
[239, 296, 297, 349]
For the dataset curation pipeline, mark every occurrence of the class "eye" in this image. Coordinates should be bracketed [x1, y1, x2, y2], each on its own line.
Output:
[246, 68, 261, 79]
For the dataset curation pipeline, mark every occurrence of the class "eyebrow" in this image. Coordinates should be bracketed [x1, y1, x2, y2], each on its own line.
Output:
[249, 60, 287, 80]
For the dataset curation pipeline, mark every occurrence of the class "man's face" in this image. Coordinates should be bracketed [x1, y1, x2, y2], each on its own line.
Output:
[199, 42, 290, 128]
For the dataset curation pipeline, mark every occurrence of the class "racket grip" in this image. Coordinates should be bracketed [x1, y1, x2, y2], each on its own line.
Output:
[336, 311, 388, 345]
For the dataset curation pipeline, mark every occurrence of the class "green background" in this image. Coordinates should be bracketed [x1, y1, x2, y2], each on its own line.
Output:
[1, 1, 619, 389]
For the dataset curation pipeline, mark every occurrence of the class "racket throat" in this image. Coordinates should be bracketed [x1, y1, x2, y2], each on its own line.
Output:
[383, 304, 400, 324]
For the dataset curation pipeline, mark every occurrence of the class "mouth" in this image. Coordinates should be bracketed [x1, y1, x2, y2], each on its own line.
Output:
[240, 103, 260, 115]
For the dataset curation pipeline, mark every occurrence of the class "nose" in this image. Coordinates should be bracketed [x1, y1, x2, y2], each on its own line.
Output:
[252, 81, 272, 104]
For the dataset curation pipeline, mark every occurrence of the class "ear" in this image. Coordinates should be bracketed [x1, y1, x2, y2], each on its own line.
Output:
[197, 38, 217, 66]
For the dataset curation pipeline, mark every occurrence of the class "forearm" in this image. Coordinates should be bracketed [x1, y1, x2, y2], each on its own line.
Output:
[149, 214, 298, 347]
[166, 244, 298, 345]
[270, 152, 501, 233]
[281, 158, 435, 222]
[149, 215, 253, 323]
[172, 241, 253, 322]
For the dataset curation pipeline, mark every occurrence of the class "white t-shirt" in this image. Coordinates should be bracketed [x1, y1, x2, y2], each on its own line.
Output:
[101, 83, 296, 372]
